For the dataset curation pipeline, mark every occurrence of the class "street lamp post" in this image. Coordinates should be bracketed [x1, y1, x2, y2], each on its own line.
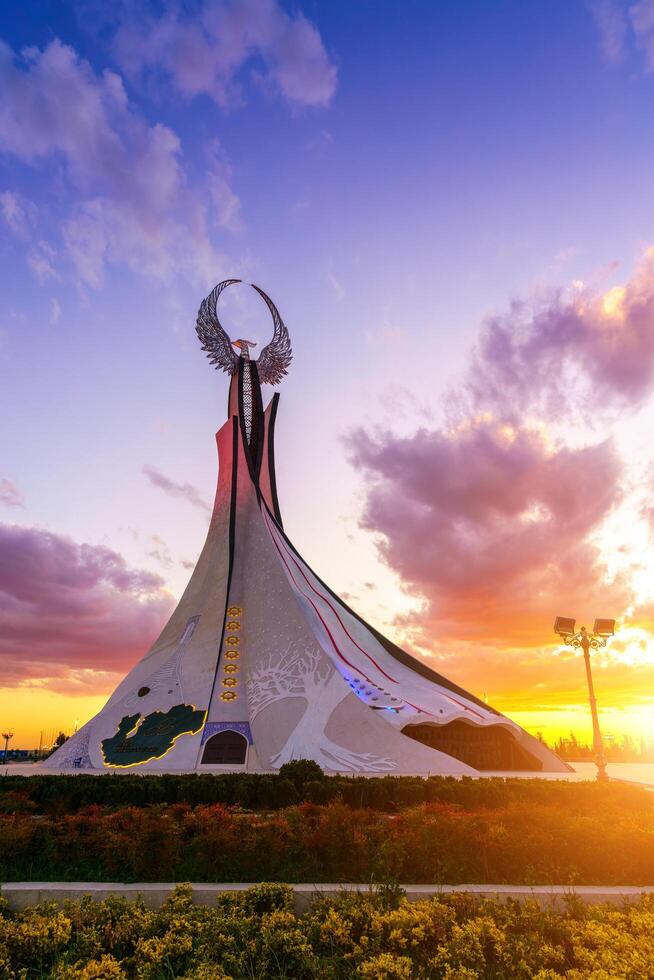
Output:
[554, 617, 615, 782]
[1, 732, 13, 766]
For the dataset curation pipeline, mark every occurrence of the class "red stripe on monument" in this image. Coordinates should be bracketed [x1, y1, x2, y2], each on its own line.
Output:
[263, 507, 485, 721]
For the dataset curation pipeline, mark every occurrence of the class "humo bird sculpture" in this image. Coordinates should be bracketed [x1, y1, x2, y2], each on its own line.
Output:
[195, 279, 292, 384]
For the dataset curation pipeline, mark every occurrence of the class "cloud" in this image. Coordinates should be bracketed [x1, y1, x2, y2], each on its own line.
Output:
[630, 0, 654, 68]
[0, 38, 133, 189]
[49, 298, 62, 326]
[588, 0, 629, 63]
[0, 7, 333, 290]
[463, 249, 654, 423]
[350, 419, 627, 646]
[0, 37, 234, 287]
[590, 1, 654, 74]
[347, 248, 654, 678]
[0, 190, 35, 238]
[27, 240, 57, 283]
[327, 272, 345, 301]
[0, 523, 173, 691]
[205, 138, 242, 233]
[112, 0, 337, 108]
[0, 478, 24, 509]
[142, 464, 211, 512]
[353, 247, 654, 719]
[147, 534, 174, 568]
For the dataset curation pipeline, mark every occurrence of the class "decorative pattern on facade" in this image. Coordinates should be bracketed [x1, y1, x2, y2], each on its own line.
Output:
[201, 721, 253, 746]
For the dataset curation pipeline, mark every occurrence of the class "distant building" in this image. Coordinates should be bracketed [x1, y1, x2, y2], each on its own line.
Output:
[0, 749, 31, 762]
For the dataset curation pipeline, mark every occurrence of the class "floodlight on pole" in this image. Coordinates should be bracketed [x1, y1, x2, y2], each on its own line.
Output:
[1, 732, 13, 766]
[593, 619, 616, 638]
[554, 617, 615, 782]
[554, 616, 576, 638]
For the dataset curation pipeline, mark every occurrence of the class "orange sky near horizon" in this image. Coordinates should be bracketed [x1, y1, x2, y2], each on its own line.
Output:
[3, 622, 653, 750]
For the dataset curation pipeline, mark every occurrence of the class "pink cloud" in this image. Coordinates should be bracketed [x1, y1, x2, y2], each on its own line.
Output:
[142, 464, 211, 513]
[350, 419, 628, 645]
[464, 250, 654, 422]
[344, 250, 654, 709]
[0, 478, 24, 509]
[0, 523, 173, 691]
[113, 0, 337, 108]
[346, 250, 654, 657]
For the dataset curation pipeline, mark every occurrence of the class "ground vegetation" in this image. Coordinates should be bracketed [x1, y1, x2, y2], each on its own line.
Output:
[1, 883, 654, 978]
[0, 783, 653, 884]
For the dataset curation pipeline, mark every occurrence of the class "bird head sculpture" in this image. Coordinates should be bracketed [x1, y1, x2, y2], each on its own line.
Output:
[196, 279, 292, 384]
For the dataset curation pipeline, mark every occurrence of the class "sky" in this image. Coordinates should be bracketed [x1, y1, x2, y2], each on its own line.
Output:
[2, 0, 654, 749]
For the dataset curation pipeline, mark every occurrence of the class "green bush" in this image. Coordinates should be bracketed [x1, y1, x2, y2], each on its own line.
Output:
[394, 779, 426, 807]
[254, 776, 277, 810]
[1, 884, 654, 977]
[278, 759, 324, 787]
[304, 780, 333, 804]
[2, 772, 649, 818]
[271, 778, 299, 808]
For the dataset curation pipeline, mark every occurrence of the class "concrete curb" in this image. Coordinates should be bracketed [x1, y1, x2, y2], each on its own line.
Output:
[2, 882, 654, 914]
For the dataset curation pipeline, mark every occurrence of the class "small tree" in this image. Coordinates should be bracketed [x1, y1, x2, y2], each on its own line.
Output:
[45, 732, 69, 758]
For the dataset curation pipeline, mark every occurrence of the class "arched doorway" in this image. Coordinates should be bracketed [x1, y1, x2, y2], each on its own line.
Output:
[201, 729, 248, 765]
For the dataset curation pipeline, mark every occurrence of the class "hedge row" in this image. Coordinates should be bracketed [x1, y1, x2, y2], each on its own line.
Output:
[0, 770, 648, 816]
[2, 796, 653, 884]
[2, 882, 654, 978]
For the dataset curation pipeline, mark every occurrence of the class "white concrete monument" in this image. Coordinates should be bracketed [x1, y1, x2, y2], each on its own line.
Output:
[45, 281, 570, 775]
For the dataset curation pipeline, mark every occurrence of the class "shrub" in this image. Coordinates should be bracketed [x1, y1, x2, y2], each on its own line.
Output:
[0, 789, 38, 815]
[2, 886, 654, 978]
[255, 776, 277, 809]
[240, 882, 294, 917]
[272, 778, 300, 808]
[394, 779, 426, 808]
[1, 778, 654, 896]
[278, 759, 324, 787]
[304, 779, 335, 804]
[1, 772, 651, 819]
[2, 789, 654, 885]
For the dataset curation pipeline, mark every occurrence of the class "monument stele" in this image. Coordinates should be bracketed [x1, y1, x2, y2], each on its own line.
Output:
[45, 281, 570, 775]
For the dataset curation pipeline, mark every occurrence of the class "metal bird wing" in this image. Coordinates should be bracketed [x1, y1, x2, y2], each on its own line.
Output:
[251, 284, 293, 385]
[196, 279, 241, 375]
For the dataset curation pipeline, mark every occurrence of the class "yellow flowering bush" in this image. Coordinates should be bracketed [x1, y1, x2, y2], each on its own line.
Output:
[2, 884, 654, 977]
[55, 953, 127, 979]
[358, 951, 414, 978]
[0, 904, 72, 977]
